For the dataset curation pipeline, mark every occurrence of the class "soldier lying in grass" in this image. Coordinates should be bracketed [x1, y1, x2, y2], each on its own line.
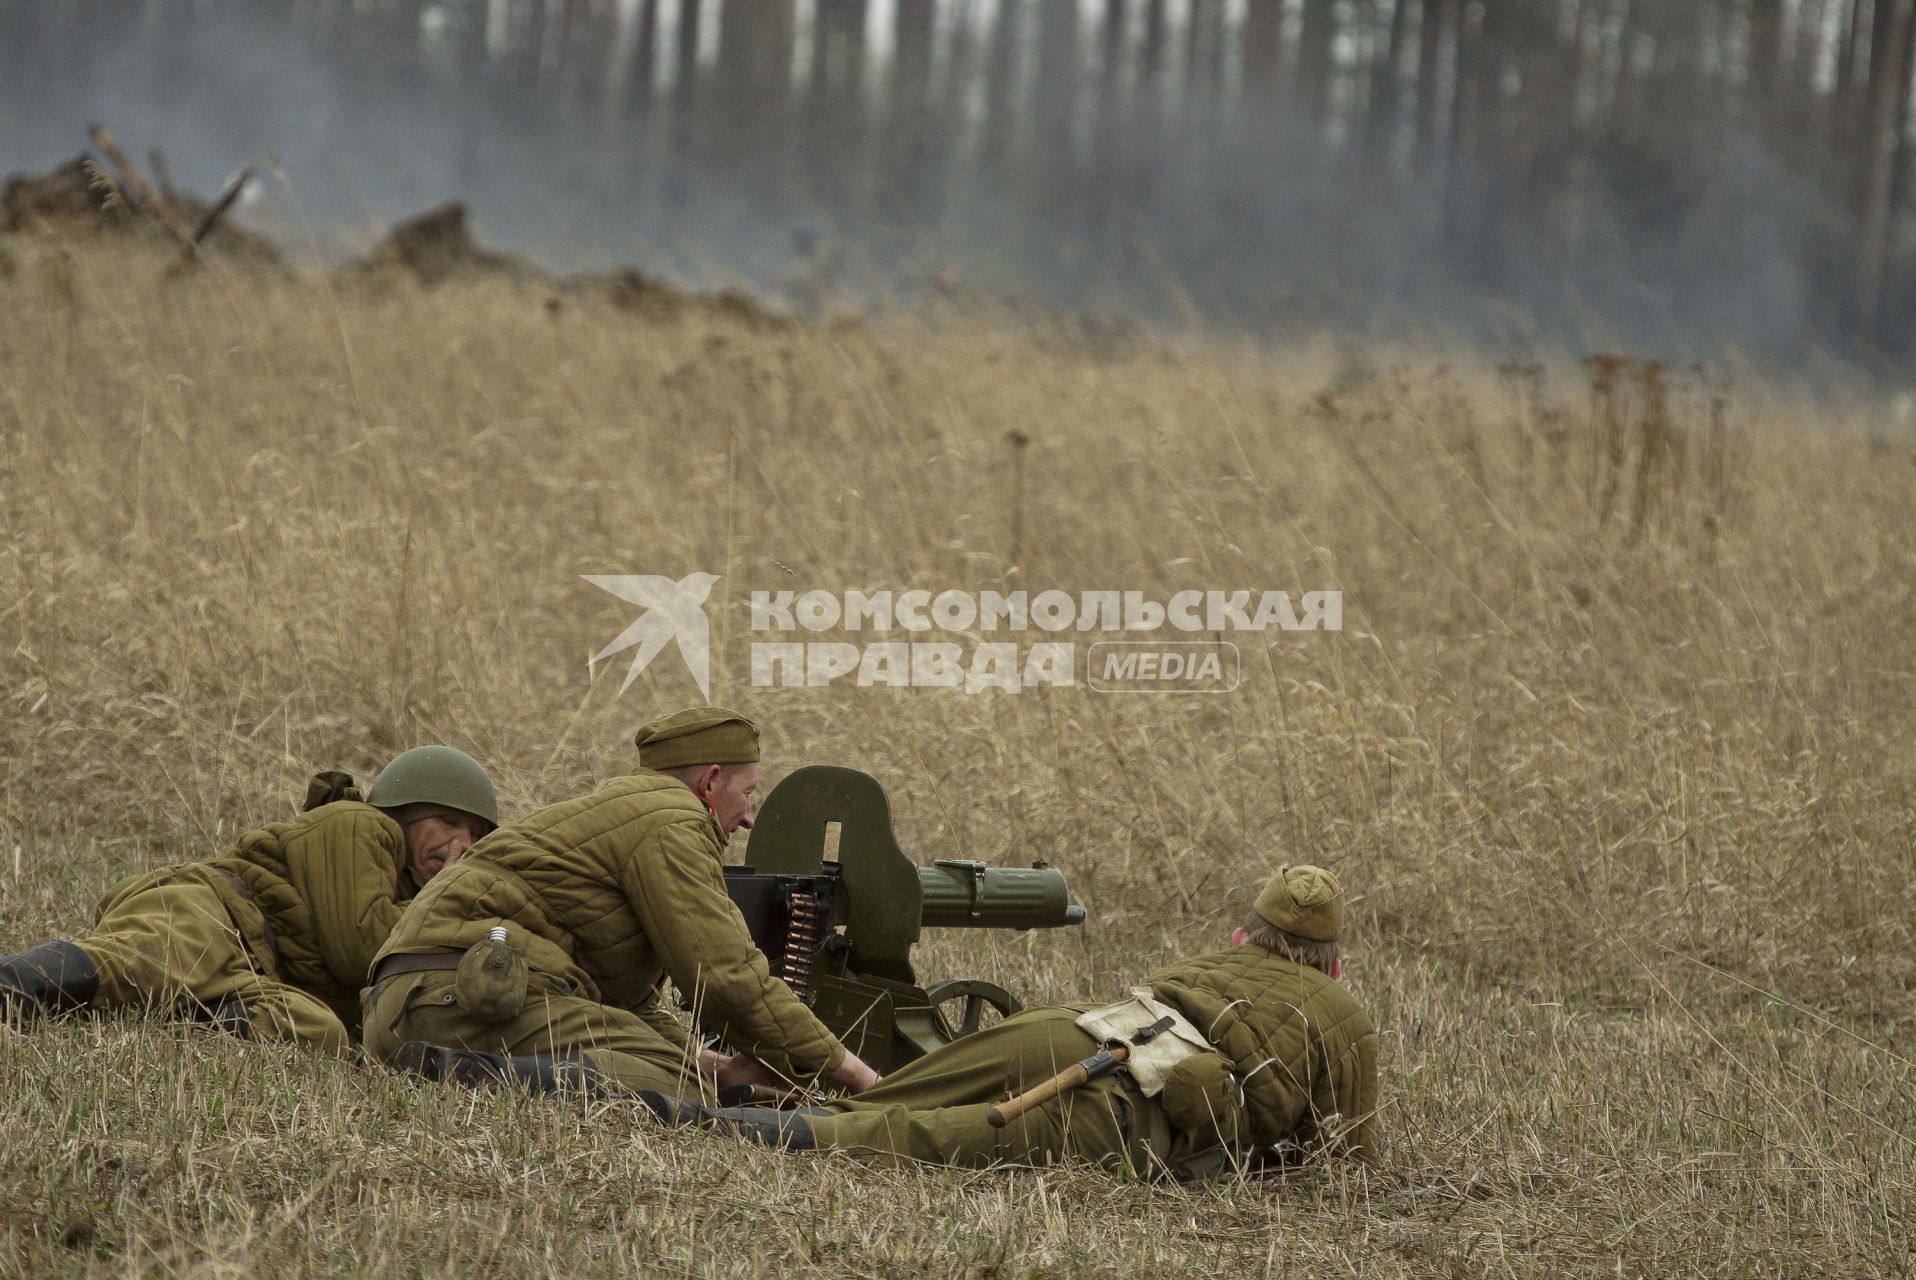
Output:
[0, 746, 497, 1055]
[642, 863, 1379, 1178]
[365, 706, 882, 1098]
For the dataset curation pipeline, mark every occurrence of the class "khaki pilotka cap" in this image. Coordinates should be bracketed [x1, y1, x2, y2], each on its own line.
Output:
[635, 706, 761, 770]
[1254, 864, 1344, 942]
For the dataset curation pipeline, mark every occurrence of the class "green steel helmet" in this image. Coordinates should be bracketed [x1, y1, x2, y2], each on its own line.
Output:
[366, 745, 499, 830]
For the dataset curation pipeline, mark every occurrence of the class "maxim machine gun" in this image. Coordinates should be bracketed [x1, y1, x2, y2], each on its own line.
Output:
[719, 765, 1085, 1074]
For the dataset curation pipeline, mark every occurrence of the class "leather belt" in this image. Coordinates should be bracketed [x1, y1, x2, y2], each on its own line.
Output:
[371, 950, 463, 984]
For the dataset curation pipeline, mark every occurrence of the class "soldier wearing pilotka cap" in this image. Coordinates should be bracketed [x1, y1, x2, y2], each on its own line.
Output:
[643, 863, 1379, 1178]
[363, 706, 882, 1098]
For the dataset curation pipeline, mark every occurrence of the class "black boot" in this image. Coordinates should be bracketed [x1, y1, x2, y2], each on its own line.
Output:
[633, 1091, 822, 1150]
[705, 1103, 823, 1149]
[0, 941, 99, 1016]
[199, 1000, 256, 1038]
[634, 1089, 706, 1125]
[389, 1040, 608, 1097]
[707, 1103, 821, 1150]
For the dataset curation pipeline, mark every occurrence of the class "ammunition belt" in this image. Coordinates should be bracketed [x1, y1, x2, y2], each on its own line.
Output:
[781, 886, 821, 1002]
[371, 950, 464, 984]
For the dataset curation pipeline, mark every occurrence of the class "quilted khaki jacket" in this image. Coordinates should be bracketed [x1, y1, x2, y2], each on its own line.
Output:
[375, 770, 847, 1078]
[99, 800, 420, 1031]
[1148, 945, 1379, 1158]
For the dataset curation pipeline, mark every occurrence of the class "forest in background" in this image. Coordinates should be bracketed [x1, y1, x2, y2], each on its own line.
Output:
[7, 0, 1916, 367]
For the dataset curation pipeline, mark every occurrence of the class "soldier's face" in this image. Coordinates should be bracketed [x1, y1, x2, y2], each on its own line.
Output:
[707, 763, 760, 835]
[405, 813, 488, 881]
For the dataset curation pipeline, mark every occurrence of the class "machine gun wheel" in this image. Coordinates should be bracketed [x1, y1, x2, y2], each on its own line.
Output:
[926, 979, 1020, 1041]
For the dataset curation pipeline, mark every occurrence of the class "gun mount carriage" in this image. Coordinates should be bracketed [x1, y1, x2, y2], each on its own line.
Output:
[718, 765, 1085, 1075]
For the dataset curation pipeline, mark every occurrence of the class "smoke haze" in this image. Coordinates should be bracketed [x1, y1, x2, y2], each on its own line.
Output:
[0, 1, 1881, 369]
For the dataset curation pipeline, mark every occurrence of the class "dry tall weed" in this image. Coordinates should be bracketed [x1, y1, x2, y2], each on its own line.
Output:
[0, 238, 1912, 1276]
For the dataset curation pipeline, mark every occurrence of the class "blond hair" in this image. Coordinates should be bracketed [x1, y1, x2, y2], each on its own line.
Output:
[1241, 912, 1339, 973]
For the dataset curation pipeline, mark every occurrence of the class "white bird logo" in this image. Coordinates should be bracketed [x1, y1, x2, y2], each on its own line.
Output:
[583, 572, 722, 697]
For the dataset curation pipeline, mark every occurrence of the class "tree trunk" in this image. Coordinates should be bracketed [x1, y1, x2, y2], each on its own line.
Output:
[1836, 0, 1868, 100]
[1750, 0, 1782, 131]
[1415, 0, 1452, 171]
[1443, 0, 1481, 258]
[811, 0, 867, 100]
[1859, 0, 1902, 195]
[1297, 0, 1334, 121]
[1037, 0, 1080, 119]
[982, 0, 1020, 160]
[1834, 0, 1875, 179]
[1186, 0, 1226, 97]
[674, 0, 700, 105]
[1243, 0, 1284, 101]
[893, 0, 933, 111]
[1562, 0, 1590, 127]
[1099, 0, 1127, 88]
[633, 0, 656, 100]
[718, 0, 792, 99]
[1369, 0, 1414, 157]
[1858, 0, 1916, 334]
[1140, 0, 1167, 85]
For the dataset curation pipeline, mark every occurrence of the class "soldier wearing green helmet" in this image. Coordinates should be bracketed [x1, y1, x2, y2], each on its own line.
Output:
[0, 745, 498, 1055]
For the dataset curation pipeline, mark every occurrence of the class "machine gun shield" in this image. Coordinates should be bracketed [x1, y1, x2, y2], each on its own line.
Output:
[746, 765, 921, 985]
[721, 766, 1084, 1073]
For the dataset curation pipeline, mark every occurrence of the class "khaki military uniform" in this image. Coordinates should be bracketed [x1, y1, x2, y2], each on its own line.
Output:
[803, 1006, 1155, 1170]
[798, 945, 1378, 1176]
[363, 770, 847, 1093]
[78, 801, 422, 1055]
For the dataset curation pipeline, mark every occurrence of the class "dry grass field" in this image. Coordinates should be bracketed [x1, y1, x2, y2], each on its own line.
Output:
[1, 233, 1913, 1277]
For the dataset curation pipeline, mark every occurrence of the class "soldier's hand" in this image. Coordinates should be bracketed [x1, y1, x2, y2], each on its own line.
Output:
[710, 1051, 788, 1091]
[826, 1050, 881, 1094]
